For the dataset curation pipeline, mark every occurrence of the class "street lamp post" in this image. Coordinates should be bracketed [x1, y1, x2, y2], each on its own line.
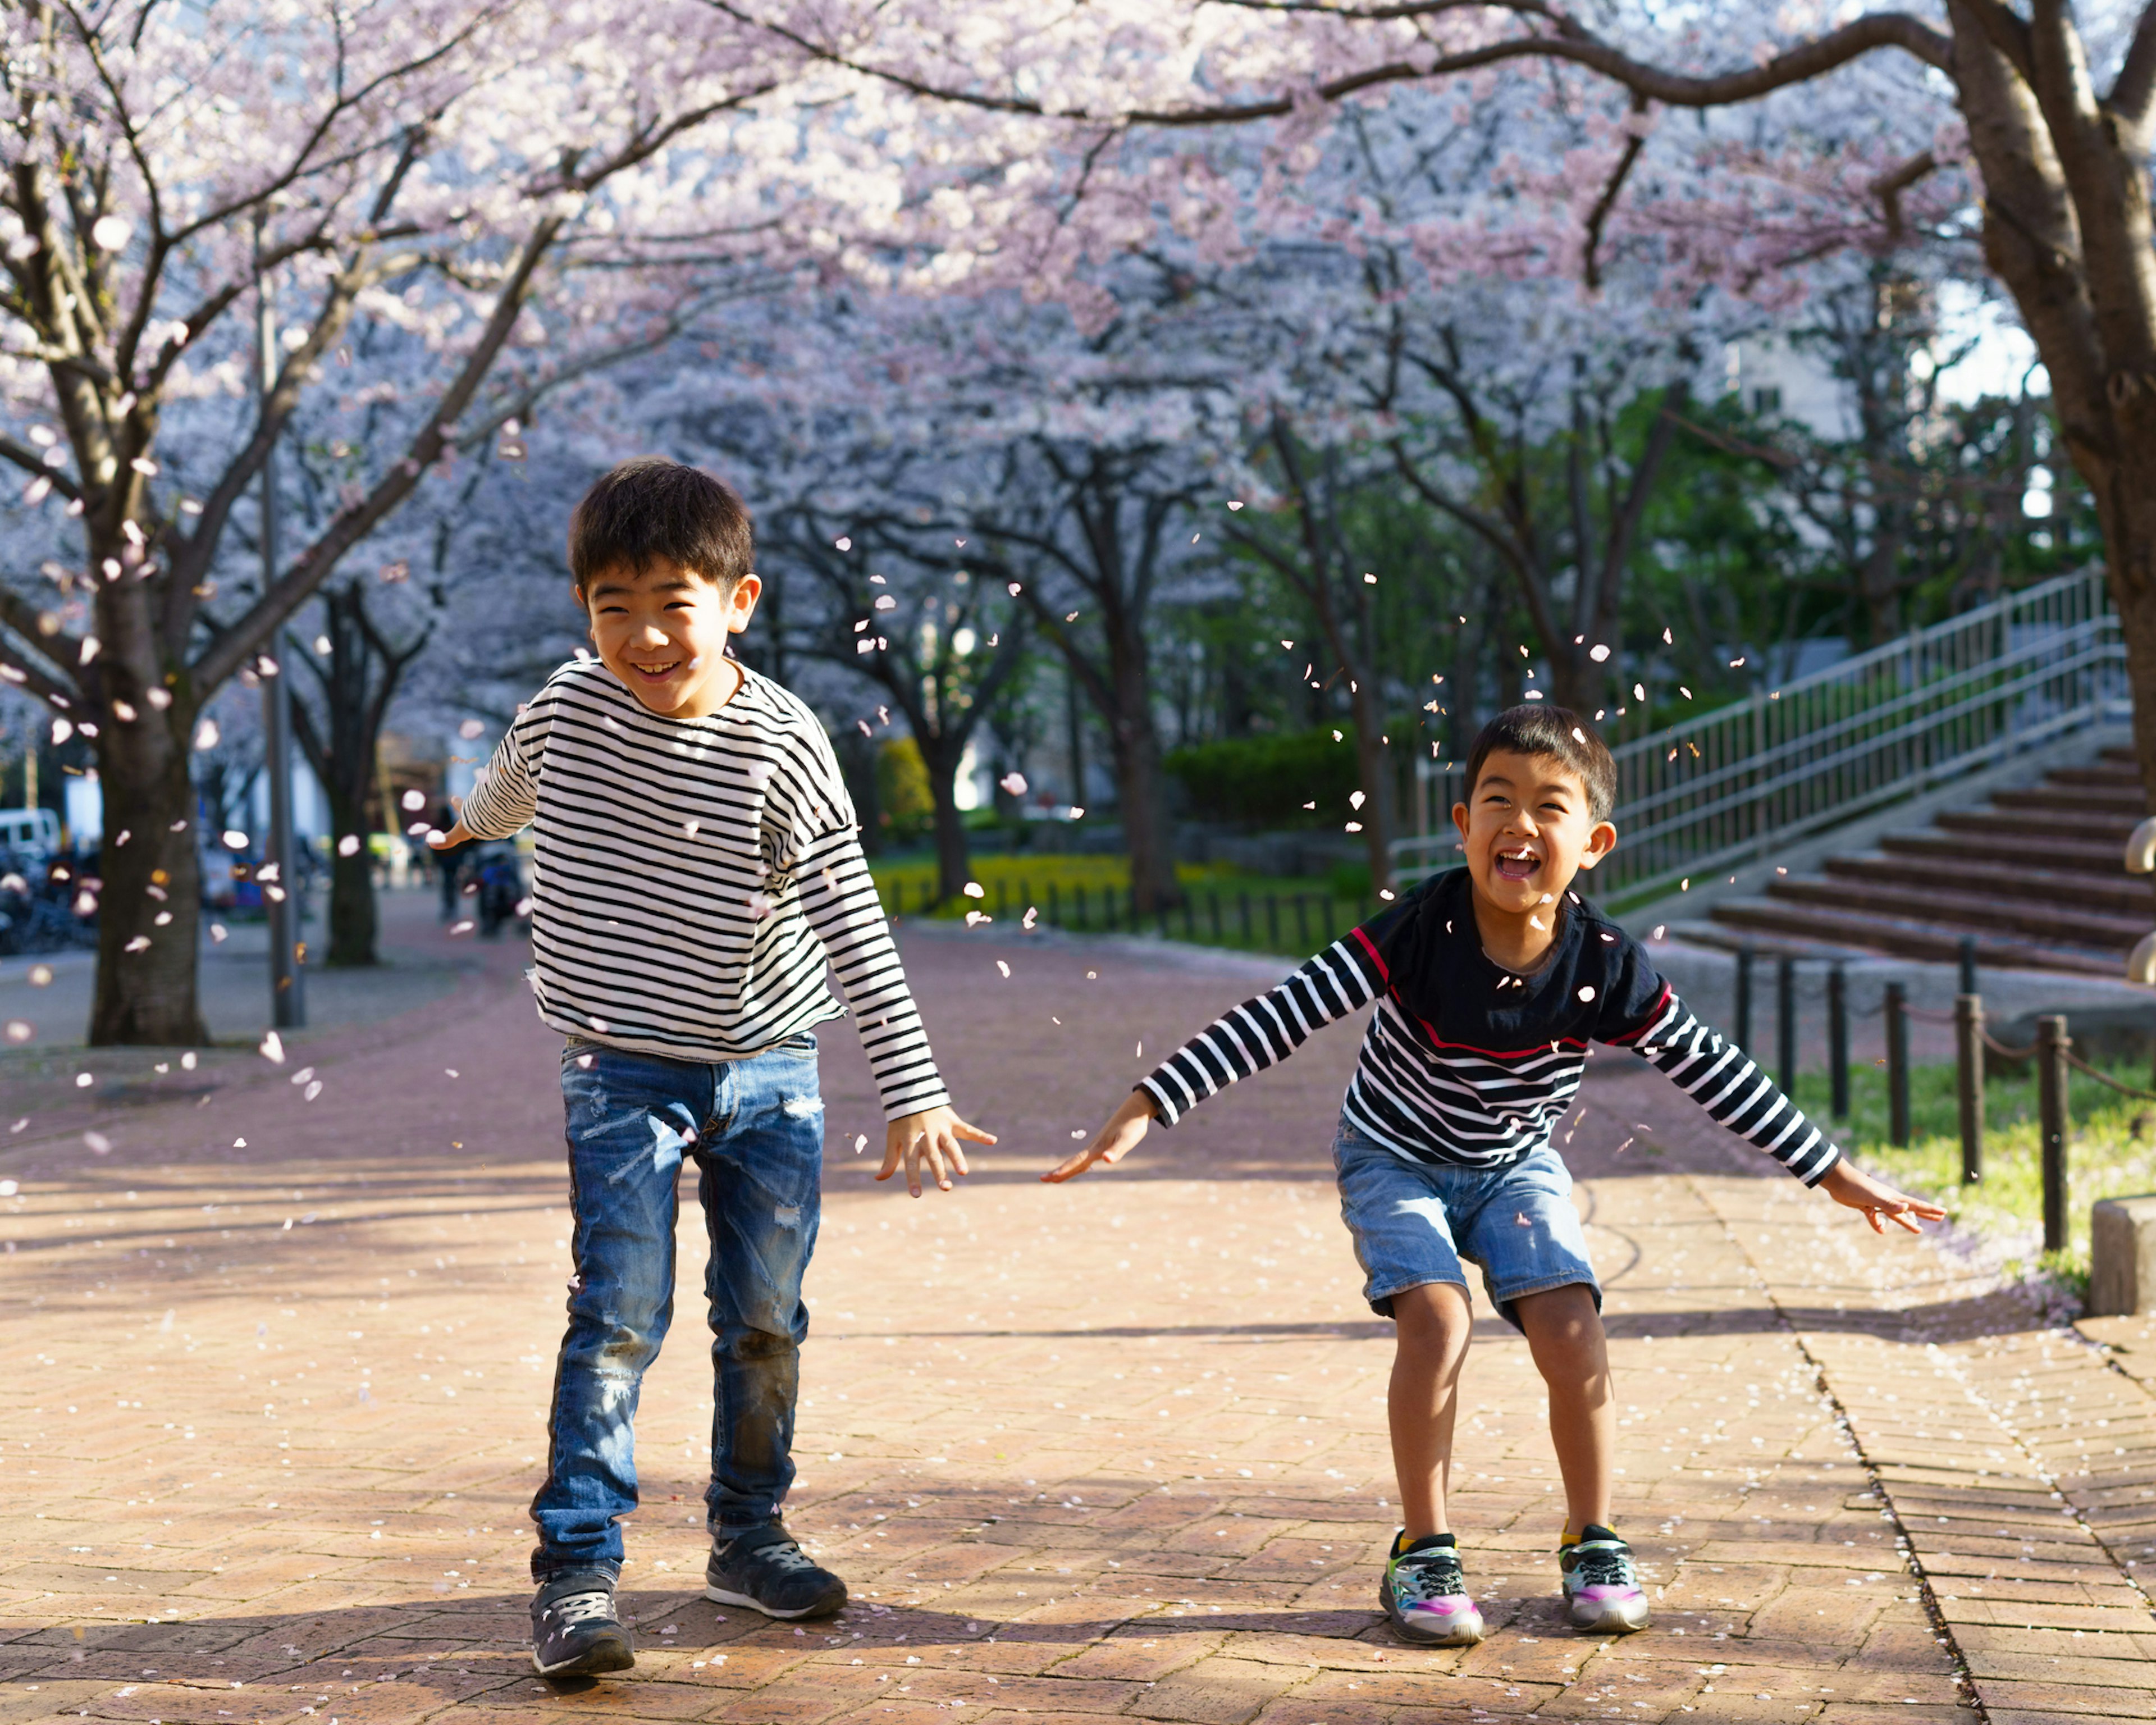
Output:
[257, 250, 304, 1029]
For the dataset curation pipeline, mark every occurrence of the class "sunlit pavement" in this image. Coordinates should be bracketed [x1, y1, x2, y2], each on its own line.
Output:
[3, 909, 2152, 1722]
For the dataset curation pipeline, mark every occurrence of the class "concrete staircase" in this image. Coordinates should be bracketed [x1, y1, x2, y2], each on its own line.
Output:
[1694, 745, 2153, 976]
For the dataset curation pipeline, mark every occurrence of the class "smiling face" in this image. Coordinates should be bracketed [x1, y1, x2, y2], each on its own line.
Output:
[1451, 749, 1618, 920]
[580, 557, 761, 719]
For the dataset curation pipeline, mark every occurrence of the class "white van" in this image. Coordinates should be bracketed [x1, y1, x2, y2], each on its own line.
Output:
[0, 806, 60, 858]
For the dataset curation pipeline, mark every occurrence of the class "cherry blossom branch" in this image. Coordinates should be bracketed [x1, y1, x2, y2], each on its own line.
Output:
[191, 213, 565, 696]
[1582, 92, 1648, 291]
[2112, 3, 2156, 131]
[1871, 149, 1940, 244]
[0, 437, 80, 500]
[709, 1, 1950, 122]
[0, 636, 78, 710]
[0, 586, 82, 706]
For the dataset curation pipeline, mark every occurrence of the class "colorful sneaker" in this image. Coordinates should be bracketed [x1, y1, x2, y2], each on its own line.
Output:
[531, 1573, 634, 1677]
[1559, 1525, 1650, 1634]
[705, 1522, 847, 1619]
[1380, 1531, 1484, 1646]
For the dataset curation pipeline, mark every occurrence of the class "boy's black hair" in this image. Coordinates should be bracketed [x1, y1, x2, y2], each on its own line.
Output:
[1462, 704, 1618, 823]
[568, 456, 753, 596]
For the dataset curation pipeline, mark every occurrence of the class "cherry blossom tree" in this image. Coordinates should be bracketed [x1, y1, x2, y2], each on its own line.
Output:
[772, 0, 2156, 804]
[0, 0, 910, 1043]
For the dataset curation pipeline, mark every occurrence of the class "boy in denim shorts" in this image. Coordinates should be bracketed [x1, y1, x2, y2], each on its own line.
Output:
[1052, 705, 1939, 1645]
[432, 458, 991, 1678]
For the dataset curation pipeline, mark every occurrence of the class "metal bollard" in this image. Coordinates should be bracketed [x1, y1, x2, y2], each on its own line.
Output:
[1958, 933, 1979, 1000]
[1885, 981, 1911, 1148]
[1777, 954, 1797, 1095]
[1954, 994, 1985, 1184]
[1735, 946, 1755, 1053]
[2038, 1015, 2070, 1254]
[1828, 960, 1849, 1121]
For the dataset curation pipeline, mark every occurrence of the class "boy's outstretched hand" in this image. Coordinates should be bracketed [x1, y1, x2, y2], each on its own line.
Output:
[1819, 1159, 1948, 1235]
[880, 1106, 996, 1198]
[1044, 1090, 1156, 1183]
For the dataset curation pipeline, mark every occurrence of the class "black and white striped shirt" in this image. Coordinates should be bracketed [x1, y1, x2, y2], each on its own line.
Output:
[459, 657, 949, 1120]
[1138, 869, 1839, 1185]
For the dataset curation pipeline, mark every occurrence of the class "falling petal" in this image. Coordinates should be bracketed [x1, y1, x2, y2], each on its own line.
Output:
[84, 1131, 111, 1154]
[259, 1031, 285, 1064]
[337, 834, 361, 856]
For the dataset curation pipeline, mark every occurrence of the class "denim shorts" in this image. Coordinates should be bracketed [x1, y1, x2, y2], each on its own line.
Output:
[1333, 1117, 1600, 1330]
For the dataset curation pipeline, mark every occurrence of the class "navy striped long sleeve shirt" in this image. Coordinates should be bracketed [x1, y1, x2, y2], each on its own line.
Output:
[1136, 868, 1840, 1186]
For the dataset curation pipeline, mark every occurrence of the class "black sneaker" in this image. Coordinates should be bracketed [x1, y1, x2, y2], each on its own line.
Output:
[705, 1522, 847, 1619]
[531, 1573, 634, 1677]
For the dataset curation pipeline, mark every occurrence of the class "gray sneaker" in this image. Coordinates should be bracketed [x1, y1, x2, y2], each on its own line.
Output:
[705, 1522, 847, 1619]
[531, 1573, 634, 1677]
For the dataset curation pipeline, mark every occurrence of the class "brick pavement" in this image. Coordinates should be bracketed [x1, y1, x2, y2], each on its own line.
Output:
[2, 911, 2153, 1724]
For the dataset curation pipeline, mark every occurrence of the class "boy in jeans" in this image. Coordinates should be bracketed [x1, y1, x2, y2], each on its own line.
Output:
[1050, 705, 1940, 1645]
[432, 458, 991, 1678]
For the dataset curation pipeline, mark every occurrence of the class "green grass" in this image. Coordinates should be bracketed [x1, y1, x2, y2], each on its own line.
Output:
[1788, 1057, 2156, 1292]
[866, 852, 1377, 955]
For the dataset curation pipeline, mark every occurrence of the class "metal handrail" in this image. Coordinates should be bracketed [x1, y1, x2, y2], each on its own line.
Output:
[1393, 569, 2127, 901]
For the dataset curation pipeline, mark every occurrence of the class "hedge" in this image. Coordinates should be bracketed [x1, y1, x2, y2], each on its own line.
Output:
[1164, 727, 1363, 829]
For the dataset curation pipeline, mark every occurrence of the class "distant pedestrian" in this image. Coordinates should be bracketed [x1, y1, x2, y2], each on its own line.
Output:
[433, 800, 469, 920]
[430, 457, 990, 1680]
[1050, 705, 1942, 1648]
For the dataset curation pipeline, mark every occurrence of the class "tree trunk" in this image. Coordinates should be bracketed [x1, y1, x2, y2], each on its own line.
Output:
[88, 714, 209, 1047]
[1347, 679, 1395, 890]
[920, 738, 975, 906]
[1105, 637, 1182, 914]
[2098, 488, 2156, 817]
[325, 786, 377, 967]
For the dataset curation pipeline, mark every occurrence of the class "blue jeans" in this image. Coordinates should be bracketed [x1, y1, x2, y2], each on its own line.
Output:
[1333, 1117, 1600, 1331]
[530, 1035, 826, 1583]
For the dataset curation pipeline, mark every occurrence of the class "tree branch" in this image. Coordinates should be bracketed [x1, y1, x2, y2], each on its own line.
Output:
[1870, 149, 1940, 245]
[1582, 93, 1648, 291]
[707, 1, 1950, 125]
[191, 215, 565, 695]
[0, 439, 80, 500]
[2111, 0, 2156, 131]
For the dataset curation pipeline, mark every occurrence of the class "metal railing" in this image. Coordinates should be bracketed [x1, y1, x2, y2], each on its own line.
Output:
[1394, 568, 2127, 901]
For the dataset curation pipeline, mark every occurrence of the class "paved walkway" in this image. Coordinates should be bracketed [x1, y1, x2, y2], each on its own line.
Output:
[2, 915, 2154, 1724]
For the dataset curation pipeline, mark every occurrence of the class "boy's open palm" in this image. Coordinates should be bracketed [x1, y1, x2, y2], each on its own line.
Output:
[1819, 1160, 1948, 1235]
[880, 1106, 996, 1198]
[1044, 1091, 1155, 1183]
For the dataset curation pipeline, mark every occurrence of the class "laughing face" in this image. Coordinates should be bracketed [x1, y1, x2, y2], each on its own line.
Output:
[1451, 749, 1617, 925]
[581, 556, 761, 719]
